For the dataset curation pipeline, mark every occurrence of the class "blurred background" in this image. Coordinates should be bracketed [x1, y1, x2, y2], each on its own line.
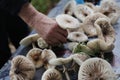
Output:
[31, 0, 60, 14]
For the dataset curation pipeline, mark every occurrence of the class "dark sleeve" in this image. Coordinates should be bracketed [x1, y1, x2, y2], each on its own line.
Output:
[0, 0, 31, 15]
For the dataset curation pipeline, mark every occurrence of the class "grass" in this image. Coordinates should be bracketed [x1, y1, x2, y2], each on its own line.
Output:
[31, 0, 60, 14]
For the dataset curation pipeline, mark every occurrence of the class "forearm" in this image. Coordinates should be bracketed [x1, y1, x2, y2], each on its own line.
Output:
[18, 2, 46, 28]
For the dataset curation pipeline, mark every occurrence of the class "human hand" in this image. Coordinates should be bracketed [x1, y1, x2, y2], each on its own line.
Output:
[34, 14, 68, 45]
[19, 3, 68, 45]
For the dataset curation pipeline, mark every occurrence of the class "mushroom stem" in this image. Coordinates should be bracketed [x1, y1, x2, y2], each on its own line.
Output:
[32, 42, 36, 48]
[63, 65, 70, 80]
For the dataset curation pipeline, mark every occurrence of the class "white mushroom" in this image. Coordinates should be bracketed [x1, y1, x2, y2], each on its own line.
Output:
[67, 32, 88, 42]
[49, 55, 72, 66]
[20, 33, 40, 46]
[78, 57, 117, 80]
[9, 55, 35, 80]
[37, 37, 48, 49]
[84, 2, 97, 11]
[74, 4, 94, 22]
[41, 49, 57, 69]
[63, 0, 76, 15]
[98, 0, 120, 25]
[94, 18, 115, 44]
[56, 14, 80, 29]
[87, 39, 114, 53]
[26, 48, 43, 68]
[67, 42, 79, 51]
[81, 12, 109, 37]
[71, 53, 90, 66]
[41, 68, 62, 80]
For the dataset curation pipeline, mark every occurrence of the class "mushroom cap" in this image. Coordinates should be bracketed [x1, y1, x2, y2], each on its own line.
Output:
[78, 57, 117, 80]
[56, 14, 80, 29]
[74, 4, 94, 22]
[41, 49, 57, 69]
[67, 32, 88, 42]
[71, 53, 90, 66]
[9, 55, 35, 80]
[94, 18, 115, 44]
[87, 39, 114, 53]
[63, 0, 76, 15]
[99, 0, 120, 24]
[49, 55, 72, 66]
[20, 33, 40, 46]
[26, 48, 43, 68]
[82, 12, 108, 37]
[84, 2, 96, 10]
[67, 42, 79, 51]
[37, 37, 48, 49]
[41, 68, 62, 80]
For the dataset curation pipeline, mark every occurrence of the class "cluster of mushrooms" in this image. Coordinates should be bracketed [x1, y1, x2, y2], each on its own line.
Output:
[9, 0, 120, 80]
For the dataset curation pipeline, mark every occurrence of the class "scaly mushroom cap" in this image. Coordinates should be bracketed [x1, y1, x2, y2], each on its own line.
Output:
[41, 68, 62, 80]
[78, 57, 117, 80]
[9, 55, 35, 80]
[94, 18, 115, 44]
[63, 0, 76, 15]
[82, 12, 109, 37]
[26, 48, 43, 68]
[20, 33, 40, 46]
[67, 32, 88, 43]
[99, 0, 120, 24]
[37, 37, 48, 49]
[74, 4, 94, 22]
[41, 49, 57, 69]
[56, 14, 80, 29]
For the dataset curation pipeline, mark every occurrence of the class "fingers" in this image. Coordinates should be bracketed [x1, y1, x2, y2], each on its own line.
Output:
[56, 25, 68, 38]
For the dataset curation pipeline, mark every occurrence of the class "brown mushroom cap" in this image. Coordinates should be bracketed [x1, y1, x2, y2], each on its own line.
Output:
[9, 55, 35, 80]
[41, 68, 62, 80]
[78, 57, 117, 80]
[26, 48, 43, 68]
